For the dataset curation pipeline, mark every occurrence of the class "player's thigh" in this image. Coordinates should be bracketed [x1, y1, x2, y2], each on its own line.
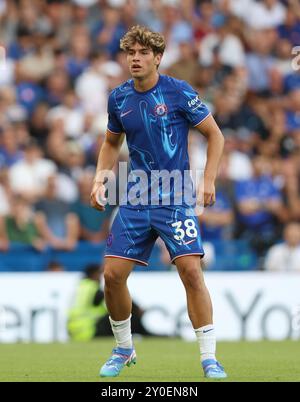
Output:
[175, 254, 202, 271]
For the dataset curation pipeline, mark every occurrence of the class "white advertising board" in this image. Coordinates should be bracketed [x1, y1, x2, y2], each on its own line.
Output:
[0, 272, 299, 342]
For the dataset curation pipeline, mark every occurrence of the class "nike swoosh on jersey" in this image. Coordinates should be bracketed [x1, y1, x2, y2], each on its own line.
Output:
[183, 239, 197, 245]
[120, 110, 133, 118]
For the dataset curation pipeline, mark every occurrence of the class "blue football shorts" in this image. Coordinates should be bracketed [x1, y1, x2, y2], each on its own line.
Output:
[105, 206, 204, 266]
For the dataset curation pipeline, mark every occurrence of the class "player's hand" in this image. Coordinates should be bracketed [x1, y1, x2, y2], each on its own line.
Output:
[197, 178, 216, 208]
[90, 182, 106, 212]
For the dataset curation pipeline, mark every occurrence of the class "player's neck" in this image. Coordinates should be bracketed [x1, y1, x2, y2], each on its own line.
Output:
[133, 72, 160, 93]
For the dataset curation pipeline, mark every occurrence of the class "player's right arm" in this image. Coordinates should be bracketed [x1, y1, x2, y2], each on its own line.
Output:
[90, 130, 125, 211]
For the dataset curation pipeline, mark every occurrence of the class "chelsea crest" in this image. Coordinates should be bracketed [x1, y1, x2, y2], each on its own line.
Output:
[154, 104, 168, 117]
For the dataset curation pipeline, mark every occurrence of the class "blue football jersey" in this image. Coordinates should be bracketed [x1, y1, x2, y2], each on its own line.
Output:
[107, 74, 210, 208]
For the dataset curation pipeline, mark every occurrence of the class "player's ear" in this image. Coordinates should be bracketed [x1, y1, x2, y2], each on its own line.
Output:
[155, 53, 162, 67]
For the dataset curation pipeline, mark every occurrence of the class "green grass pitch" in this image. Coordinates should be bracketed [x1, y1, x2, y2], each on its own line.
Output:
[0, 338, 299, 382]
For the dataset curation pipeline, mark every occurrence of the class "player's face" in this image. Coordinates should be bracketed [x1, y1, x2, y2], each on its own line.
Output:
[127, 43, 161, 79]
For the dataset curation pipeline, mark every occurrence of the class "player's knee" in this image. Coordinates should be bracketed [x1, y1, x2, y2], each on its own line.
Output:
[180, 267, 204, 291]
[104, 267, 126, 288]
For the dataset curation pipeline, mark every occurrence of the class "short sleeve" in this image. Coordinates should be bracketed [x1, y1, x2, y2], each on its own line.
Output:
[176, 80, 211, 127]
[107, 91, 123, 134]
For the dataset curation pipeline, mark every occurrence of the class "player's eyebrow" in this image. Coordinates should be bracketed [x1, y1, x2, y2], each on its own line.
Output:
[128, 47, 150, 52]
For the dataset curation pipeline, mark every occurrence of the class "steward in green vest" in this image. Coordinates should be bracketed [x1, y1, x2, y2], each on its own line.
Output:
[68, 264, 107, 341]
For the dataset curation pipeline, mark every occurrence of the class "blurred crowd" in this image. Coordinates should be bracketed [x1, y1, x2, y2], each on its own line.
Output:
[0, 0, 300, 271]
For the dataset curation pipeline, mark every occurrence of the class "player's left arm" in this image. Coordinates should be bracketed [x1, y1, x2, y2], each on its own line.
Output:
[194, 115, 225, 207]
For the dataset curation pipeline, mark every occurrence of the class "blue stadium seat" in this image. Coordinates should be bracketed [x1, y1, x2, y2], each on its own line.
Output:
[209, 240, 258, 271]
[0, 242, 105, 272]
[51, 242, 106, 271]
[0, 243, 52, 272]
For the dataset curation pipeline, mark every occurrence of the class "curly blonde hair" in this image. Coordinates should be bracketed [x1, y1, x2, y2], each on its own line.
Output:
[120, 25, 166, 55]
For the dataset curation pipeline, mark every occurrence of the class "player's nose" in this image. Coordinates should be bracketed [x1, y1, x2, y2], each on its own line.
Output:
[132, 53, 140, 61]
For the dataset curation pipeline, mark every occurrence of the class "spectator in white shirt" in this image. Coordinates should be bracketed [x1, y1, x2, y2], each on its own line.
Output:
[264, 222, 300, 272]
[75, 51, 108, 116]
[9, 139, 56, 202]
[246, 0, 286, 30]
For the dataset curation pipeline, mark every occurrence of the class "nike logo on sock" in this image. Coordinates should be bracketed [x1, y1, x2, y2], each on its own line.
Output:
[203, 329, 214, 333]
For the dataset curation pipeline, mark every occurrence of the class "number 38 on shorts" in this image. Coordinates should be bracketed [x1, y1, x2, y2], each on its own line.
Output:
[171, 219, 198, 242]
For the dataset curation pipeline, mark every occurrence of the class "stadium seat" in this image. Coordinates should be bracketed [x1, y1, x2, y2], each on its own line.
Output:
[50, 242, 106, 271]
[0, 243, 52, 272]
[209, 240, 258, 271]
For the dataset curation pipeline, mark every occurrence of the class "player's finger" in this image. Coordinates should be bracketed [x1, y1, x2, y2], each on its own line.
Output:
[96, 187, 107, 207]
[92, 202, 105, 212]
[90, 191, 106, 211]
[210, 193, 216, 206]
[94, 202, 105, 212]
[91, 198, 105, 211]
[204, 192, 212, 207]
[205, 193, 215, 207]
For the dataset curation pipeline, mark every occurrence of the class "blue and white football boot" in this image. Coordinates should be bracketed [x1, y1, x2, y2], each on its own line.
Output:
[202, 359, 227, 379]
[99, 347, 136, 378]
